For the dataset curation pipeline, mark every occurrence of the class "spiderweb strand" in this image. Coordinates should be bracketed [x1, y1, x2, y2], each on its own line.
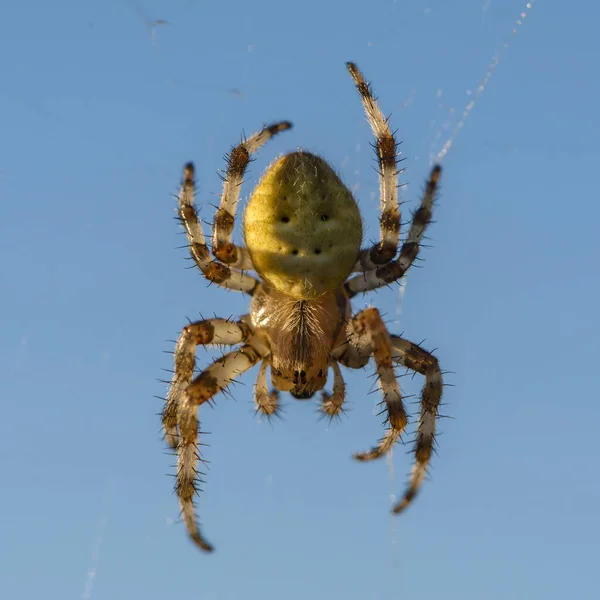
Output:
[387, 276, 408, 566]
[387, 447, 401, 568]
[81, 515, 108, 600]
[435, 0, 536, 162]
[390, 1, 535, 560]
[81, 481, 114, 600]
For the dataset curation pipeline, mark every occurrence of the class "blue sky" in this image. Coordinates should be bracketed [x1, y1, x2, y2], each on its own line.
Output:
[1, 1, 599, 598]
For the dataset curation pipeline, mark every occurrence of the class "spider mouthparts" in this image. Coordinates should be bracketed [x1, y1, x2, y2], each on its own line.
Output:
[290, 389, 315, 400]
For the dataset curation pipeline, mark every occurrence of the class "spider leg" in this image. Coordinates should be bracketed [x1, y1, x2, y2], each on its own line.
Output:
[212, 121, 292, 268]
[390, 335, 442, 514]
[175, 342, 265, 552]
[320, 360, 346, 419]
[346, 62, 402, 272]
[177, 163, 260, 295]
[162, 317, 253, 448]
[254, 359, 280, 417]
[346, 308, 408, 461]
[345, 165, 441, 295]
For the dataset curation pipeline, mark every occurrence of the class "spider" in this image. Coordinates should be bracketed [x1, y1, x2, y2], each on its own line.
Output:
[162, 62, 444, 552]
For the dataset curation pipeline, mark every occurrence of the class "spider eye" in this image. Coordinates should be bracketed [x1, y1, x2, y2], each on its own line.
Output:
[281, 215, 290, 223]
[314, 248, 321, 255]
[320, 214, 329, 221]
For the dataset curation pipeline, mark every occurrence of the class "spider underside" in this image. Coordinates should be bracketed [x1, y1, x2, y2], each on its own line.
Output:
[162, 62, 444, 552]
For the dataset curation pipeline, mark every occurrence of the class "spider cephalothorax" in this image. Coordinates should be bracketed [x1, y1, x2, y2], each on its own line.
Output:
[162, 62, 444, 552]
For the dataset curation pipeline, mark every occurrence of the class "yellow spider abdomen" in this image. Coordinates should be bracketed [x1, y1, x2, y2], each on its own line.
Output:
[243, 151, 362, 299]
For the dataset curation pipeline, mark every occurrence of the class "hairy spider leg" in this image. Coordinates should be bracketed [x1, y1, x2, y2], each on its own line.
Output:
[389, 336, 442, 513]
[345, 308, 409, 461]
[347, 62, 403, 272]
[175, 341, 266, 552]
[163, 318, 253, 447]
[346, 165, 441, 296]
[177, 163, 259, 295]
[212, 121, 292, 269]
